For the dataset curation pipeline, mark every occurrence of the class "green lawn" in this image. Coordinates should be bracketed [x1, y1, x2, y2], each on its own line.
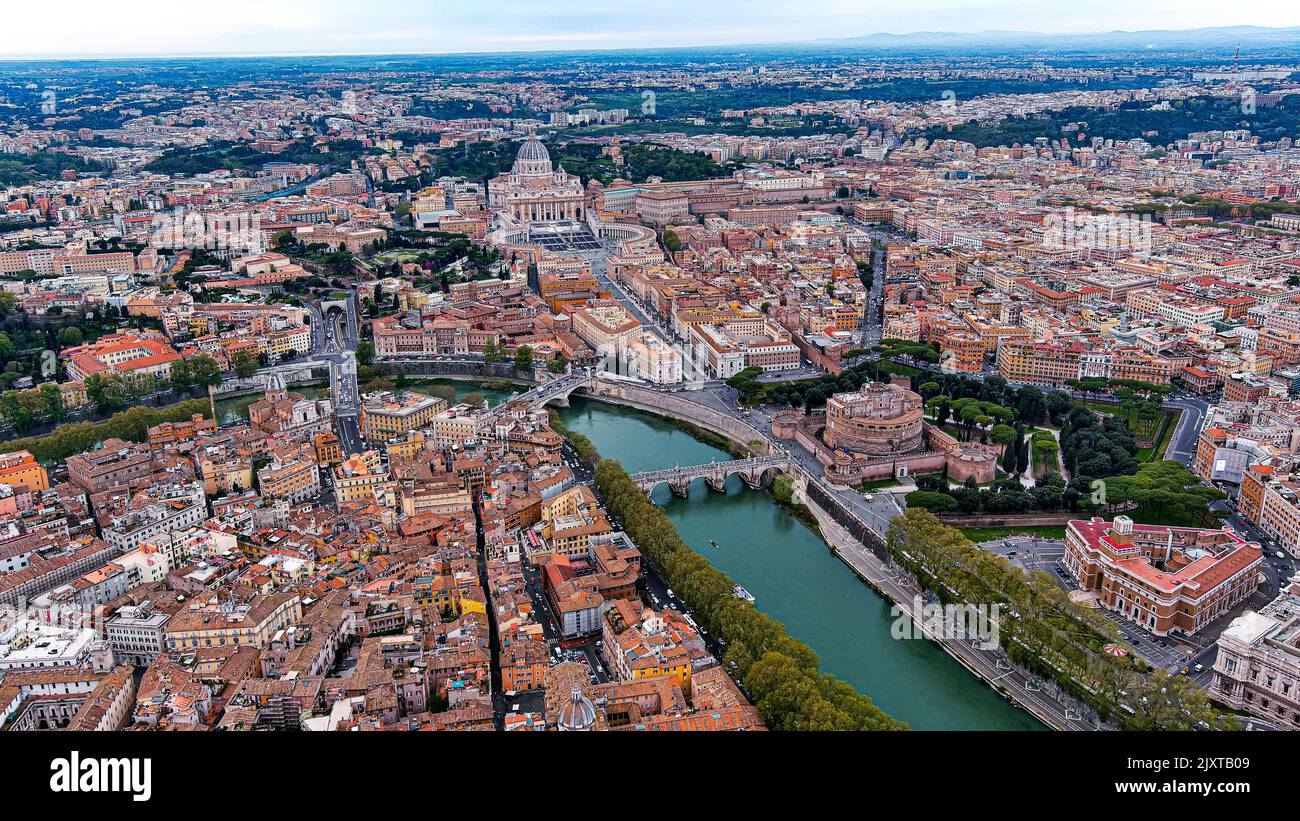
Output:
[1081, 400, 1171, 441]
[959, 525, 1067, 543]
[856, 478, 905, 492]
[1145, 409, 1181, 462]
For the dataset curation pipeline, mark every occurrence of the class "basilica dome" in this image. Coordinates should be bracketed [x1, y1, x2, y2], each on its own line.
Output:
[513, 136, 553, 177]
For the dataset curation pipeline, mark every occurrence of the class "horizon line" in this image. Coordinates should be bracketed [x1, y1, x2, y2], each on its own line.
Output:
[1, 23, 1297, 64]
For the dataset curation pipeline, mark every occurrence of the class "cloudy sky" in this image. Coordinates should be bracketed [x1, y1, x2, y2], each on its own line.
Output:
[4, 0, 1298, 58]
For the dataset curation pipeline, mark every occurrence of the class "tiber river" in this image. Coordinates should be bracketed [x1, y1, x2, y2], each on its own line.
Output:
[437, 380, 1043, 730]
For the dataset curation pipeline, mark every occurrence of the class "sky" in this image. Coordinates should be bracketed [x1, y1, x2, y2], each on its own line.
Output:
[3, 0, 1299, 58]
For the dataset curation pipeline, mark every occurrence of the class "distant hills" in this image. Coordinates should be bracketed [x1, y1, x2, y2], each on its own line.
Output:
[814, 25, 1300, 55]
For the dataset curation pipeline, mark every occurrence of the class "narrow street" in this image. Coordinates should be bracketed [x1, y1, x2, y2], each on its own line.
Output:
[472, 498, 506, 730]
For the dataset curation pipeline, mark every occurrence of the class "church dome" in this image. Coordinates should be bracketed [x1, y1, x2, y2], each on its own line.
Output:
[513, 136, 553, 177]
[557, 684, 597, 731]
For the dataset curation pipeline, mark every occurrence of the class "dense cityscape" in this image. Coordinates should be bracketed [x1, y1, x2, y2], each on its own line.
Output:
[0, 8, 1299, 762]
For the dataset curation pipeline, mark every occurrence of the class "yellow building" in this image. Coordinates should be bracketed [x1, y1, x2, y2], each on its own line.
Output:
[400, 473, 472, 517]
[257, 449, 320, 504]
[385, 430, 428, 464]
[0, 451, 49, 492]
[314, 431, 342, 466]
[264, 326, 312, 359]
[360, 391, 447, 443]
[539, 485, 613, 559]
[601, 599, 695, 694]
[334, 451, 390, 504]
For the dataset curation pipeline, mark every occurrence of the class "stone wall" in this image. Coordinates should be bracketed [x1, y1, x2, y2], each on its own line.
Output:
[381, 359, 537, 384]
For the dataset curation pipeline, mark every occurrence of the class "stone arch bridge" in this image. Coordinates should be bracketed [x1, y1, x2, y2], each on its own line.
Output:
[629, 455, 794, 498]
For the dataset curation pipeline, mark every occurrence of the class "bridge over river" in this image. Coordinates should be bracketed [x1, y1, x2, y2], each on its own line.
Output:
[629, 455, 792, 497]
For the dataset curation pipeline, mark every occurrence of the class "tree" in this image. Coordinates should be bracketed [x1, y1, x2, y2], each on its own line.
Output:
[428, 384, 458, 403]
[990, 424, 1018, 449]
[482, 338, 502, 364]
[904, 490, 958, 513]
[547, 353, 569, 374]
[1030, 483, 1063, 510]
[190, 354, 222, 388]
[1017, 386, 1047, 424]
[0, 390, 35, 433]
[85, 373, 128, 415]
[57, 326, 84, 347]
[663, 229, 681, 253]
[1103, 461, 1224, 525]
[169, 359, 193, 394]
[37, 382, 66, 424]
[356, 341, 375, 367]
[1122, 668, 1230, 731]
[232, 349, 258, 379]
[803, 387, 826, 415]
[513, 344, 534, 373]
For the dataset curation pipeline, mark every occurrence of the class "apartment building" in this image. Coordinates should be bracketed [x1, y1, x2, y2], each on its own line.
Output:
[257, 447, 321, 504]
[1210, 574, 1300, 731]
[621, 332, 684, 384]
[996, 339, 1084, 388]
[63, 332, 181, 385]
[333, 451, 390, 505]
[104, 601, 173, 666]
[570, 301, 641, 359]
[66, 439, 154, 493]
[164, 592, 302, 651]
[1239, 465, 1300, 558]
[103, 491, 208, 553]
[600, 599, 700, 694]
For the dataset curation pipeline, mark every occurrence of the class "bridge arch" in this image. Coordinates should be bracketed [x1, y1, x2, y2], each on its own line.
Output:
[745, 463, 788, 490]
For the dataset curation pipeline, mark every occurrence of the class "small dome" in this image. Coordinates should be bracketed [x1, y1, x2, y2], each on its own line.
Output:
[557, 684, 597, 731]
